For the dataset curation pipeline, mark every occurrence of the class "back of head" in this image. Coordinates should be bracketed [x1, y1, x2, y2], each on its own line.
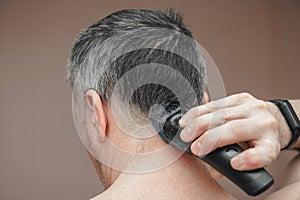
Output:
[68, 9, 206, 126]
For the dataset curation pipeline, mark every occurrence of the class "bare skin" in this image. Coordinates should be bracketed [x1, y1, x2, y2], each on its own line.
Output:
[85, 89, 234, 200]
[90, 155, 234, 200]
[85, 90, 300, 199]
[179, 92, 300, 199]
[179, 93, 300, 170]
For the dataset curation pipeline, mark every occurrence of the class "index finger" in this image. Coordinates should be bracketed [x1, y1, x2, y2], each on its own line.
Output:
[179, 93, 254, 127]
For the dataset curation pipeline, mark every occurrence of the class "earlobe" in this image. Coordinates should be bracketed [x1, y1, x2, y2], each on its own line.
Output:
[202, 91, 210, 104]
[85, 89, 108, 142]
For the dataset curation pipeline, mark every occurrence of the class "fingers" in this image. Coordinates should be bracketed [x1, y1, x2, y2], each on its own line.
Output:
[230, 138, 281, 170]
[189, 119, 257, 156]
[179, 92, 255, 127]
[178, 92, 282, 171]
[180, 112, 215, 142]
[180, 104, 250, 143]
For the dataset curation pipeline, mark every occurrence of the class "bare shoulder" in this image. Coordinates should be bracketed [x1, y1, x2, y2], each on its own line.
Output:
[264, 182, 300, 200]
[90, 193, 114, 200]
[90, 192, 236, 200]
[89, 194, 101, 200]
[263, 154, 300, 200]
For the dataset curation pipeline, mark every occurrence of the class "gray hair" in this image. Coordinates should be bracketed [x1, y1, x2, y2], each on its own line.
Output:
[68, 9, 206, 121]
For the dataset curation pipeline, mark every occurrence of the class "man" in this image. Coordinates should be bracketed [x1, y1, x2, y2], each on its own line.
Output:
[68, 8, 300, 199]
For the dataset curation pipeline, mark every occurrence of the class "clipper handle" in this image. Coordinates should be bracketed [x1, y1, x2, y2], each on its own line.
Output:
[201, 144, 274, 196]
[150, 107, 274, 196]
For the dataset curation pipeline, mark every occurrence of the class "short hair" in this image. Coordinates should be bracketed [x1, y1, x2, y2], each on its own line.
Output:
[68, 9, 206, 122]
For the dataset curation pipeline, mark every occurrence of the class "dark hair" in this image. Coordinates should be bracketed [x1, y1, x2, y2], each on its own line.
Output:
[68, 8, 206, 121]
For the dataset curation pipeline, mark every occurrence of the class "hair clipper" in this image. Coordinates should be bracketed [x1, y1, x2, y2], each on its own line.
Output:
[150, 102, 274, 196]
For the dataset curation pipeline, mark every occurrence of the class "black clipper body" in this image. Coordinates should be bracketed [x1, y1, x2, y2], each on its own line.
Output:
[150, 103, 274, 196]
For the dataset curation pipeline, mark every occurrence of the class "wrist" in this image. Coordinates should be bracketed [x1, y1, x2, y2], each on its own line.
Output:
[266, 101, 292, 149]
[290, 100, 300, 149]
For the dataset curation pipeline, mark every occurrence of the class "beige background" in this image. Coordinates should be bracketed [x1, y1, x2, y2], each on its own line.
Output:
[0, 0, 299, 199]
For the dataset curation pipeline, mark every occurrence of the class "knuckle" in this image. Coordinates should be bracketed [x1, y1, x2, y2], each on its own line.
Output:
[275, 142, 281, 153]
[245, 151, 261, 168]
[190, 104, 210, 116]
[189, 118, 203, 137]
[253, 109, 279, 132]
[263, 137, 275, 147]
[189, 107, 198, 117]
[196, 118, 211, 137]
[268, 146, 278, 163]
[268, 117, 279, 132]
[227, 121, 242, 136]
[253, 100, 267, 110]
[259, 116, 278, 132]
[235, 92, 254, 104]
[264, 139, 280, 163]
[272, 142, 280, 158]
[224, 109, 231, 121]
[205, 103, 213, 112]
[263, 158, 273, 167]
[269, 151, 277, 163]
[194, 117, 203, 131]
[240, 92, 253, 100]
[265, 154, 275, 166]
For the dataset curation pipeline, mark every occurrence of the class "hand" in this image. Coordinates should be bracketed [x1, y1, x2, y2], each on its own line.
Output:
[179, 93, 291, 171]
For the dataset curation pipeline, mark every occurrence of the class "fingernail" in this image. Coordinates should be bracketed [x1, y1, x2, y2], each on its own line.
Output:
[181, 127, 192, 141]
[179, 116, 189, 126]
[231, 157, 244, 169]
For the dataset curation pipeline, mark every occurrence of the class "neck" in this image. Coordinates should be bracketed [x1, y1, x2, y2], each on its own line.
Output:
[96, 154, 233, 200]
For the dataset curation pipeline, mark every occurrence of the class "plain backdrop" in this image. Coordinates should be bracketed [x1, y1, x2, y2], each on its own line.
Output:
[0, 0, 299, 200]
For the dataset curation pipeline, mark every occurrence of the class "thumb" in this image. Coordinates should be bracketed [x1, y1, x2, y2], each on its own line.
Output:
[230, 140, 280, 170]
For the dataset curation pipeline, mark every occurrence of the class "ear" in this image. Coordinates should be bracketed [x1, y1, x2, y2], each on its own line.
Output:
[85, 89, 107, 142]
[201, 91, 210, 104]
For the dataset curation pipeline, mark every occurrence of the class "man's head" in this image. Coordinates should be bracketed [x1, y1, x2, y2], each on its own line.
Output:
[68, 8, 207, 187]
